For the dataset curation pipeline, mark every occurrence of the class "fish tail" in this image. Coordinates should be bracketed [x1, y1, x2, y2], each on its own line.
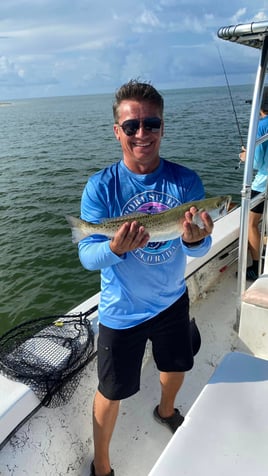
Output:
[65, 215, 90, 243]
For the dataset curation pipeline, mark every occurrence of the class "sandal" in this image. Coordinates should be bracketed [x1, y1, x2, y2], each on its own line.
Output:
[90, 461, 115, 476]
[153, 405, 184, 433]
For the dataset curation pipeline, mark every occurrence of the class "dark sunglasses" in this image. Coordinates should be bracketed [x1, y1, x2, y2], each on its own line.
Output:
[118, 117, 162, 136]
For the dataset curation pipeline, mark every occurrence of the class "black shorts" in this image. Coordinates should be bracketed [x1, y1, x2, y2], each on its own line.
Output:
[97, 291, 194, 400]
[251, 189, 264, 214]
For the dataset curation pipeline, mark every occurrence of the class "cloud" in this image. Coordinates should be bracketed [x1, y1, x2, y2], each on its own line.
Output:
[0, 1, 268, 98]
[253, 10, 268, 21]
[0, 56, 25, 85]
[138, 9, 161, 27]
[230, 8, 247, 24]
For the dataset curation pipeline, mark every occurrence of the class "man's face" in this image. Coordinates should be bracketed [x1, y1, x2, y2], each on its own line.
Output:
[113, 100, 164, 174]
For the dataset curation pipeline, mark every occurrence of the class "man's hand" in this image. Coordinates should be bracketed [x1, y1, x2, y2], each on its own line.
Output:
[239, 146, 246, 162]
[182, 207, 214, 244]
[110, 221, 150, 256]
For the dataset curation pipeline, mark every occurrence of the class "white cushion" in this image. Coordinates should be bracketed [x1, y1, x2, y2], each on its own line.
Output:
[0, 374, 40, 447]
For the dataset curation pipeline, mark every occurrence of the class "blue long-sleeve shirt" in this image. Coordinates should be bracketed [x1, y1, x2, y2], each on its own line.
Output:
[252, 115, 268, 192]
[79, 158, 211, 329]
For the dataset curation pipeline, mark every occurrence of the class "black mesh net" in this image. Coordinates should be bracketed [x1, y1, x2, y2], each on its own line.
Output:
[0, 309, 96, 407]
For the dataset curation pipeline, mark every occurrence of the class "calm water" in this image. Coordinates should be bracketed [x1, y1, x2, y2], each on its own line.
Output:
[0, 85, 251, 334]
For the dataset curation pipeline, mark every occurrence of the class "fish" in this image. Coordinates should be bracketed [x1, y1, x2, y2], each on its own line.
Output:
[66, 195, 232, 244]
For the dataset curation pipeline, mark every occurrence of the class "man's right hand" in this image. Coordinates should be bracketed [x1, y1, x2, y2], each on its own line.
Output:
[110, 221, 150, 256]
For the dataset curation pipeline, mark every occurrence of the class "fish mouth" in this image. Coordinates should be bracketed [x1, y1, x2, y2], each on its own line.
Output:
[219, 195, 232, 215]
[219, 202, 226, 215]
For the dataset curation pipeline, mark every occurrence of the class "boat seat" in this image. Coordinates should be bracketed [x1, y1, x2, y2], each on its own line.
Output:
[239, 274, 268, 358]
[0, 374, 40, 449]
[242, 274, 268, 308]
[149, 351, 268, 476]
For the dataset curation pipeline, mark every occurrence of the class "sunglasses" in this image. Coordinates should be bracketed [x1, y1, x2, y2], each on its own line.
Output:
[118, 117, 162, 136]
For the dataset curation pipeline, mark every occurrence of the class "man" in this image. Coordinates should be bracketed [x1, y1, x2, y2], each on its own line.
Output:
[239, 86, 268, 280]
[78, 80, 213, 476]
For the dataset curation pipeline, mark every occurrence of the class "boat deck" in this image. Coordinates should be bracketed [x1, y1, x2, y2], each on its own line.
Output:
[0, 260, 247, 476]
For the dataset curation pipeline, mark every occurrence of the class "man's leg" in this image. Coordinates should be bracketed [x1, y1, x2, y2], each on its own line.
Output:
[247, 210, 262, 280]
[248, 210, 262, 261]
[158, 371, 184, 417]
[92, 390, 120, 476]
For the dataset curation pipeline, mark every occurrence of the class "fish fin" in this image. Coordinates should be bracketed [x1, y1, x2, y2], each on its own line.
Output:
[65, 215, 89, 243]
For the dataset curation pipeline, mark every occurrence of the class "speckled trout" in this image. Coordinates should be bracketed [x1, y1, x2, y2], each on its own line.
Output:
[66, 195, 231, 244]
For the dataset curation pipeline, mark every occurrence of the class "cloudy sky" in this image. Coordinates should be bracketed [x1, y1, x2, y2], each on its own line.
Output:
[0, 0, 267, 99]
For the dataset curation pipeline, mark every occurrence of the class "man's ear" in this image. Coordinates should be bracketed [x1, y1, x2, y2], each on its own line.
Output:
[113, 124, 121, 141]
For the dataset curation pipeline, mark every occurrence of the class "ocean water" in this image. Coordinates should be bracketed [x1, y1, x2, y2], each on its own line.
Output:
[0, 85, 251, 334]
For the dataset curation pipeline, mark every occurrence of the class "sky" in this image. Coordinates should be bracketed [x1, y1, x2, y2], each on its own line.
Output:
[0, 0, 268, 100]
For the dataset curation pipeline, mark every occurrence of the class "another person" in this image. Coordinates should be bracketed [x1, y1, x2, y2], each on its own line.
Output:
[78, 80, 214, 476]
[239, 86, 268, 281]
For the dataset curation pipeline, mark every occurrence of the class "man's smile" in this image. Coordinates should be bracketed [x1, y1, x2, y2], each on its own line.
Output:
[133, 141, 152, 147]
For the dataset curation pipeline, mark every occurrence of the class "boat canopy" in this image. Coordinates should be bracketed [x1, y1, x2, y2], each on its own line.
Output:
[218, 21, 268, 49]
[218, 20, 268, 325]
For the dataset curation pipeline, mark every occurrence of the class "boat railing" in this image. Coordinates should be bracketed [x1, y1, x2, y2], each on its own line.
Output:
[234, 33, 268, 327]
[256, 132, 268, 145]
[217, 21, 268, 326]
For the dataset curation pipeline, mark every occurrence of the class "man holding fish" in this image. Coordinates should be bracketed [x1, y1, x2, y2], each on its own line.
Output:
[75, 80, 225, 476]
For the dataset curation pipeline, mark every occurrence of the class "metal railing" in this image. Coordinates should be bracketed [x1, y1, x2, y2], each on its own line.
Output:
[236, 33, 268, 329]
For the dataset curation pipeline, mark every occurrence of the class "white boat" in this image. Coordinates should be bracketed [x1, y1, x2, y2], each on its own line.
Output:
[1, 19, 268, 476]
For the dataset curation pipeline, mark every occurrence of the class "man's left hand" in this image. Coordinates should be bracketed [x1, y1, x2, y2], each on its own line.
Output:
[182, 207, 214, 244]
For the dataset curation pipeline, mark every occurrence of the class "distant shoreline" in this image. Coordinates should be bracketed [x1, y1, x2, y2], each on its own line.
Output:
[0, 102, 12, 106]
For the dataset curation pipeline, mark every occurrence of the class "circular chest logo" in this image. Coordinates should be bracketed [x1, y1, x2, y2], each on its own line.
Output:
[122, 191, 181, 264]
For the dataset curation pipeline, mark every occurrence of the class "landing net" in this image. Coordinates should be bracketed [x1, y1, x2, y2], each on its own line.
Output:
[0, 309, 96, 407]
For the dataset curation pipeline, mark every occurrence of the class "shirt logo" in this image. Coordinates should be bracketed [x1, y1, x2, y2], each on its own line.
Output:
[122, 191, 181, 264]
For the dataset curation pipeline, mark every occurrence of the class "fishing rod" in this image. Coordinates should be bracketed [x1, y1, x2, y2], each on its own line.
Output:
[217, 46, 245, 168]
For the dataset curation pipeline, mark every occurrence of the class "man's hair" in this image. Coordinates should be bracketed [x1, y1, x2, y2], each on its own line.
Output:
[113, 79, 164, 122]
